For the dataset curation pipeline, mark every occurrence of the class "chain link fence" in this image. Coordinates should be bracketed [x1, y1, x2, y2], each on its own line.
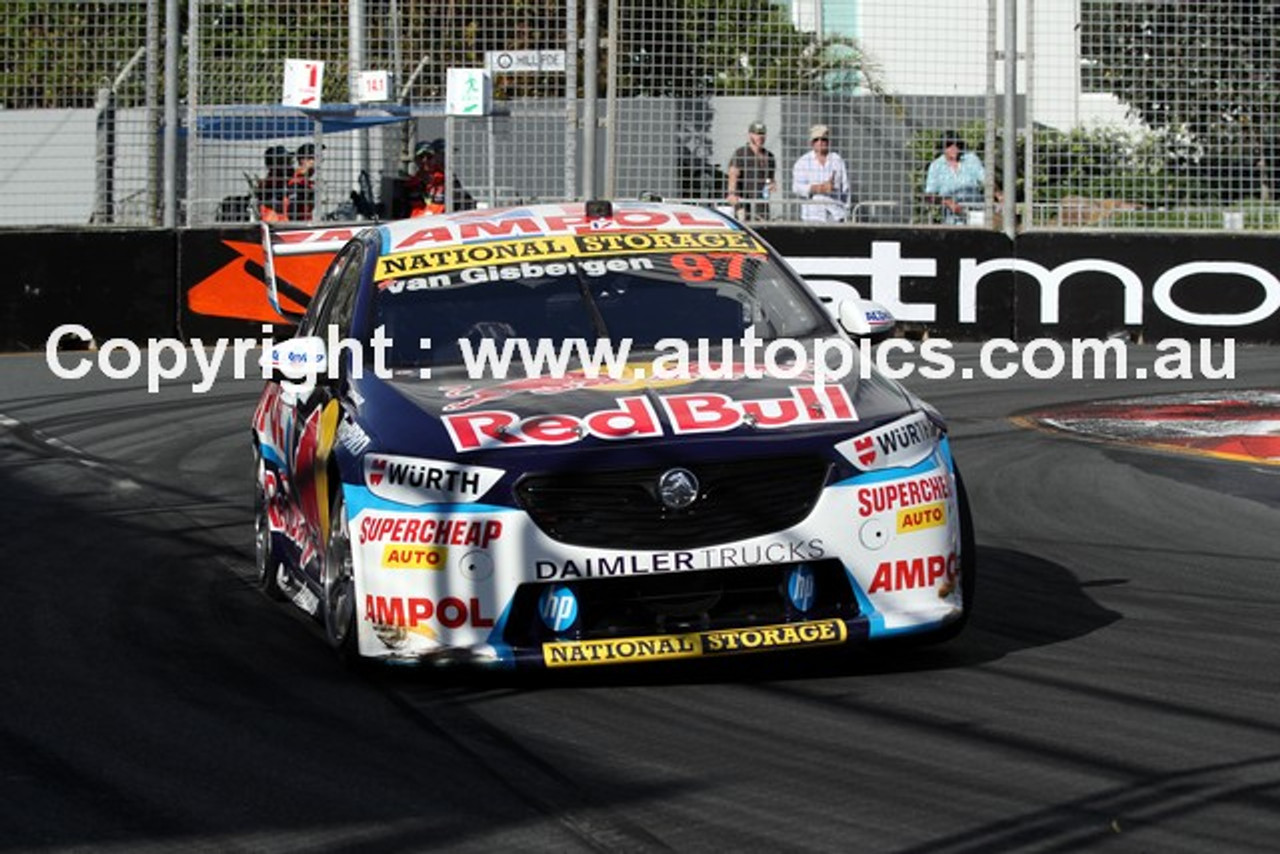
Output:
[2, 0, 1277, 231]
[0, 0, 157, 226]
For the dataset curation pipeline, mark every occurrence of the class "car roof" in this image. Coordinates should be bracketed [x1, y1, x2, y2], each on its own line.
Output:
[374, 200, 743, 255]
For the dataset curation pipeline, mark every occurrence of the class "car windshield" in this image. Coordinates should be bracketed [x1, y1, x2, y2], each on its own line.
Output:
[365, 246, 835, 369]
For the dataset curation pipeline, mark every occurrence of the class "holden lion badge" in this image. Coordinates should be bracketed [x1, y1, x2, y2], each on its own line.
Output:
[657, 468, 699, 510]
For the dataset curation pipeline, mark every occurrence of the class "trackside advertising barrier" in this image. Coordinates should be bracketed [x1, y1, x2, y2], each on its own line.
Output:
[759, 228, 1280, 342]
[1, 226, 1278, 350]
[1, 230, 175, 352]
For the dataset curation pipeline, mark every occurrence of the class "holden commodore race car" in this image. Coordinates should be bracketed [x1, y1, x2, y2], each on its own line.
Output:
[252, 200, 974, 669]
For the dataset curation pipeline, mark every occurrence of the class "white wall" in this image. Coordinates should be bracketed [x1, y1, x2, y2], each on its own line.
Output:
[0, 110, 96, 226]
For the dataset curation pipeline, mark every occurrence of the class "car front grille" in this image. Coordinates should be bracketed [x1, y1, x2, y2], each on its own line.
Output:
[514, 456, 831, 549]
[504, 560, 858, 648]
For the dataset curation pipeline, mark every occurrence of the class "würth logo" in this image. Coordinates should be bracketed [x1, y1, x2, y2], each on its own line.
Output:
[362, 454, 504, 506]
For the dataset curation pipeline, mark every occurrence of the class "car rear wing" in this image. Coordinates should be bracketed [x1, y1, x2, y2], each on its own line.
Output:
[259, 222, 365, 322]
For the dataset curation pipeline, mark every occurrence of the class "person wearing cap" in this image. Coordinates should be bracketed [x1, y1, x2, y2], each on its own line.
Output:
[726, 121, 777, 221]
[287, 141, 321, 221]
[255, 145, 294, 222]
[791, 124, 851, 222]
[924, 131, 987, 224]
[403, 138, 474, 216]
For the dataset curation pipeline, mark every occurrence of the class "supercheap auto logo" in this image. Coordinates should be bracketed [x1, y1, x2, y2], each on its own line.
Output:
[380, 544, 447, 570]
[357, 515, 503, 547]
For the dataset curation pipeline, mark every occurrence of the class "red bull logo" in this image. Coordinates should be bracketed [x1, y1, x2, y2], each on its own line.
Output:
[444, 396, 664, 451]
[443, 385, 857, 452]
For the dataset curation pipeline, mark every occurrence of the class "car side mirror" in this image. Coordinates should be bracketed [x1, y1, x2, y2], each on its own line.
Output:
[835, 298, 895, 341]
[263, 335, 328, 391]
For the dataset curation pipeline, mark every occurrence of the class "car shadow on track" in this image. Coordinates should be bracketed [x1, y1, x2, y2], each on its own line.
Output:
[370, 544, 1123, 691]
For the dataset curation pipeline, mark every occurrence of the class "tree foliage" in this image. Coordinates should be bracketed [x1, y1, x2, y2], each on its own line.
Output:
[616, 0, 881, 97]
[1080, 0, 1280, 200]
[0, 0, 149, 109]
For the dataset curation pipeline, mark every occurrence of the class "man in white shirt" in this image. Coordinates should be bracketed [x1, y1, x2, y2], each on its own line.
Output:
[791, 124, 851, 222]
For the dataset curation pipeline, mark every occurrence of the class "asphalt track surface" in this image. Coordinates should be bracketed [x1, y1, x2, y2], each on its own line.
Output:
[1, 343, 1278, 853]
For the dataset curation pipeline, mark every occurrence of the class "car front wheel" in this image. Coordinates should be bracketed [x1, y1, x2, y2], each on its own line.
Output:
[253, 447, 287, 601]
[322, 490, 360, 660]
[923, 464, 976, 644]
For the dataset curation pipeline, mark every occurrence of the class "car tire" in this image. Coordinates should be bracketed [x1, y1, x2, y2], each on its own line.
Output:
[321, 489, 361, 664]
[253, 446, 288, 601]
[918, 463, 977, 644]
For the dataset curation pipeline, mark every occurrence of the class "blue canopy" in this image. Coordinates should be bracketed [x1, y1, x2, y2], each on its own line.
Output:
[191, 103, 445, 140]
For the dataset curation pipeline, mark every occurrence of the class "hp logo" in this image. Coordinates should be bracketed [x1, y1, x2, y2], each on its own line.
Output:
[787, 565, 816, 612]
[538, 585, 579, 633]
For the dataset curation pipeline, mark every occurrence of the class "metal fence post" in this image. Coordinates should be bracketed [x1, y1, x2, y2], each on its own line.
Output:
[565, 0, 579, 201]
[603, 0, 619, 199]
[163, 0, 181, 225]
[349, 0, 365, 206]
[1023, 0, 1035, 230]
[94, 87, 116, 223]
[583, 0, 599, 199]
[1003, 0, 1018, 237]
[178, 0, 195, 227]
[146, 0, 160, 225]
[985, 0, 998, 228]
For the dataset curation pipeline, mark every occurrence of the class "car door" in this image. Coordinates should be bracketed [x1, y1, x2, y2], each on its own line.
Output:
[281, 240, 367, 579]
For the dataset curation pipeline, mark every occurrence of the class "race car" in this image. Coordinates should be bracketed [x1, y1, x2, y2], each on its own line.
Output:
[251, 200, 974, 669]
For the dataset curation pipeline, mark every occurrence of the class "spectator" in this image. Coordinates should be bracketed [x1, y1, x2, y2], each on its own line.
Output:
[287, 142, 321, 221]
[404, 139, 445, 216]
[404, 138, 475, 217]
[791, 124, 851, 222]
[726, 121, 777, 221]
[923, 131, 988, 224]
[256, 145, 294, 222]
